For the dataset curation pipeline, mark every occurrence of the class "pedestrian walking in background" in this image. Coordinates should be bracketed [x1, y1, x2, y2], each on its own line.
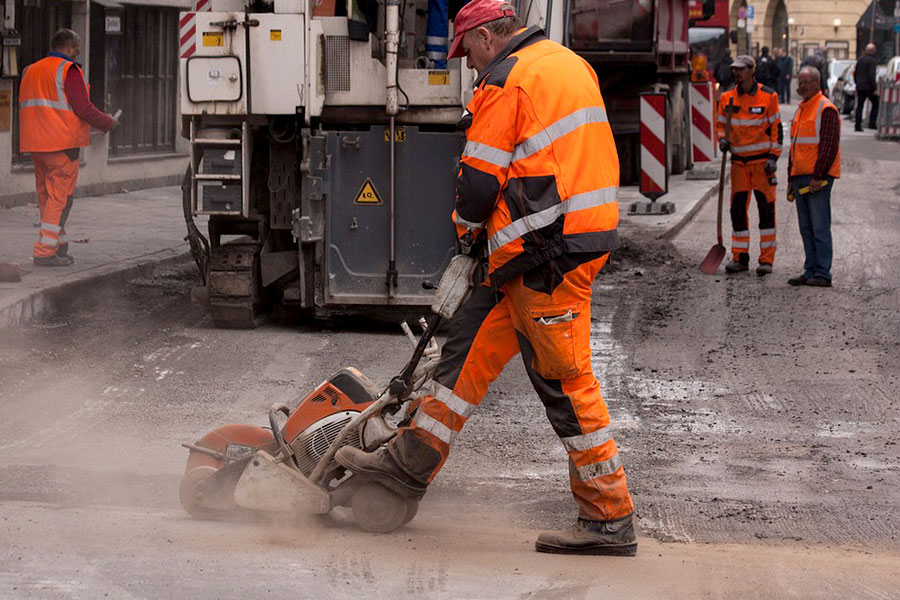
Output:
[716, 55, 783, 276]
[776, 47, 793, 104]
[714, 50, 735, 90]
[854, 43, 880, 132]
[756, 46, 779, 90]
[335, 0, 637, 557]
[18, 29, 120, 267]
[800, 48, 828, 95]
[787, 67, 840, 288]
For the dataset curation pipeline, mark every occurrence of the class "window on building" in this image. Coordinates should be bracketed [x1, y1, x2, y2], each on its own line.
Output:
[824, 40, 850, 60]
[107, 4, 178, 157]
[11, 0, 72, 165]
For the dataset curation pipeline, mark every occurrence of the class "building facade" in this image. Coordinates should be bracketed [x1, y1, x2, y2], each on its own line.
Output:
[0, 0, 191, 207]
[729, 0, 871, 64]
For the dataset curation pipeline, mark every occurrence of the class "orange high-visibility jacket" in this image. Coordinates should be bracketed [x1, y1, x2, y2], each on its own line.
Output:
[789, 91, 841, 179]
[452, 26, 619, 287]
[19, 56, 90, 153]
[716, 82, 782, 164]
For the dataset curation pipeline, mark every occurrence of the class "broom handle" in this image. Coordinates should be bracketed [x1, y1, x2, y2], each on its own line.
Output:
[717, 99, 734, 246]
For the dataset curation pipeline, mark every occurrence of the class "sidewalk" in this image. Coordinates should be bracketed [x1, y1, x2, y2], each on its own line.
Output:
[0, 186, 196, 327]
[0, 174, 719, 328]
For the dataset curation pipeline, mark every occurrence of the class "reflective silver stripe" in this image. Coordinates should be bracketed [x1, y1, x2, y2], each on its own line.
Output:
[575, 453, 623, 481]
[733, 230, 750, 237]
[463, 141, 512, 169]
[732, 240, 750, 249]
[20, 61, 73, 111]
[40, 222, 62, 233]
[768, 114, 780, 123]
[427, 51, 448, 60]
[58, 234, 68, 244]
[425, 36, 447, 46]
[488, 186, 617, 254]
[38, 236, 59, 247]
[759, 228, 776, 236]
[731, 117, 767, 126]
[561, 426, 614, 453]
[792, 99, 827, 145]
[760, 240, 776, 248]
[793, 136, 818, 144]
[511, 106, 608, 163]
[414, 411, 455, 445]
[717, 115, 727, 123]
[771, 143, 783, 151]
[432, 382, 477, 420]
[731, 141, 773, 154]
[453, 214, 485, 229]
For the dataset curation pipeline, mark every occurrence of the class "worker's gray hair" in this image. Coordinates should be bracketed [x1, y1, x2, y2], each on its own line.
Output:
[481, 13, 524, 38]
[51, 28, 81, 50]
[799, 65, 821, 82]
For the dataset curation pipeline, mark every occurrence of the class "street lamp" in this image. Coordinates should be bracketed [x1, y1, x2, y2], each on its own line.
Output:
[833, 18, 841, 33]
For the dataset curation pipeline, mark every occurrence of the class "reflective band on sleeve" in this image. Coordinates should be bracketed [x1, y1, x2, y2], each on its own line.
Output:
[561, 426, 614, 452]
[717, 115, 727, 123]
[40, 222, 62, 233]
[453, 214, 485, 229]
[432, 382, 477, 420]
[759, 228, 776, 236]
[730, 117, 768, 126]
[731, 141, 774, 154]
[488, 186, 617, 254]
[760, 240, 776, 248]
[732, 230, 750, 237]
[38, 236, 59, 247]
[463, 141, 512, 169]
[575, 453, 623, 481]
[511, 106, 608, 162]
[414, 411, 455, 445]
[768, 114, 781, 123]
[771, 144, 783, 151]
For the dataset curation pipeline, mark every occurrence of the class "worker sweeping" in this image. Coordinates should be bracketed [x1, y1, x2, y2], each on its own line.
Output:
[18, 28, 120, 267]
[716, 54, 783, 276]
[336, 0, 636, 556]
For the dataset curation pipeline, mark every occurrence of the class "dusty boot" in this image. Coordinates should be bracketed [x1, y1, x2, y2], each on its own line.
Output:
[725, 259, 749, 273]
[335, 446, 427, 500]
[33, 255, 74, 267]
[756, 263, 773, 276]
[535, 514, 637, 556]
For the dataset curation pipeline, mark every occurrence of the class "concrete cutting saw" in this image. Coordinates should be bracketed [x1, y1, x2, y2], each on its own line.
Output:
[179, 254, 477, 533]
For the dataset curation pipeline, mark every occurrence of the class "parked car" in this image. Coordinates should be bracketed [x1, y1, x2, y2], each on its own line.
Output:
[827, 59, 855, 98]
[834, 64, 856, 115]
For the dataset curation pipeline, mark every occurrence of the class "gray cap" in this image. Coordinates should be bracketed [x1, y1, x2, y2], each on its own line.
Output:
[730, 54, 755, 69]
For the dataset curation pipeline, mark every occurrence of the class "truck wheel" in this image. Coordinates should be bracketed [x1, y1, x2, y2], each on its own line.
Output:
[351, 482, 410, 533]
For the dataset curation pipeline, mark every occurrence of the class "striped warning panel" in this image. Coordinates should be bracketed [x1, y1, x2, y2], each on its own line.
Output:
[179, 0, 212, 60]
[640, 92, 667, 200]
[690, 81, 715, 163]
[877, 83, 900, 139]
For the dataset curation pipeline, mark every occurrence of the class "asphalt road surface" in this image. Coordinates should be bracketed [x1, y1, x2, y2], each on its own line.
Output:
[1, 111, 898, 598]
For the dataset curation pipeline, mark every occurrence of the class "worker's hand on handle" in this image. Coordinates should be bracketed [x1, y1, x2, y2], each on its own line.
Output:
[809, 178, 826, 193]
[786, 189, 795, 203]
[718, 139, 731, 152]
[109, 117, 122, 131]
[764, 159, 777, 174]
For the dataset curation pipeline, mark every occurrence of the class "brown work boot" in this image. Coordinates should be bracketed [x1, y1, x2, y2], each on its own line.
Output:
[535, 514, 637, 556]
[33, 255, 74, 267]
[335, 446, 427, 500]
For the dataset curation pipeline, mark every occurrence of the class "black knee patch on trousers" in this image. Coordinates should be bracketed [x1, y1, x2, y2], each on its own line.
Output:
[755, 190, 775, 229]
[515, 329, 582, 439]
[730, 191, 750, 231]
[432, 284, 501, 390]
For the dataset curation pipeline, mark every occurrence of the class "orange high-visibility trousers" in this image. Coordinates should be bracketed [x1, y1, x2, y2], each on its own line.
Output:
[32, 151, 78, 259]
[730, 161, 776, 264]
[389, 254, 635, 522]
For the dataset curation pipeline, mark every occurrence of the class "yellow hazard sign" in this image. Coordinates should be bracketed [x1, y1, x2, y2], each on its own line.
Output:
[383, 127, 406, 143]
[202, 32, 223, 47]
[270, 29, 282, 41]
[354, 178, 383, 205]
[428, 70, 450, 85]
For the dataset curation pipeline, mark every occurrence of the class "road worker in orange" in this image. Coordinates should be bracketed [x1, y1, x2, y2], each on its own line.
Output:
[337, 0, 636, 556]
[716, 54, 783, 276]
[19, 29, 120, 267]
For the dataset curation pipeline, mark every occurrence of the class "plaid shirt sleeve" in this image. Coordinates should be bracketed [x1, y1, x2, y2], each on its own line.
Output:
[813, 107, 840, 179]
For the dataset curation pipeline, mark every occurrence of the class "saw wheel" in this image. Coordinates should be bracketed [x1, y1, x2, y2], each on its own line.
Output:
[179, 466, 236, 520]
[351, 482, 413, 534]
[207, 242, 267, 328]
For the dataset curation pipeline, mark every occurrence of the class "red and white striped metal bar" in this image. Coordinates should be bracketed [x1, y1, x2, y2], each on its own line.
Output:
[180, 0, 212, 60]
[632, 91, 675, 215]
[690, 81, 715, 163]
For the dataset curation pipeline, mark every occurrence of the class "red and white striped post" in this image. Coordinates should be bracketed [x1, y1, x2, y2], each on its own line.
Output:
[639, 91, 668, 200]
[180, 0, 212, 60]
[690, 81, 715, 163]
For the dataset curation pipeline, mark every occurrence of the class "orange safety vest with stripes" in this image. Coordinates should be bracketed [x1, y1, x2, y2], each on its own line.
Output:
[789, 91, 841, 179]
[716, 82, 782, 163]
[452, 26, 619, 287]
[18, 56, 90, 153]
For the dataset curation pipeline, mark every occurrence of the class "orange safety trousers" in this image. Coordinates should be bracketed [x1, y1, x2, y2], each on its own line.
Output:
[730, 161, 776, 264]
[388, 255, 634, 522]
[32, 151, 78, 259]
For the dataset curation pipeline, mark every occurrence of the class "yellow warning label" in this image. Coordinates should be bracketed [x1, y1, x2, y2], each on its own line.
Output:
[383, 127, 406, 143]
[354, 178, 383, 205]
[428, 70, 450, 86]
[270, 29, 282, 41]
[202, 32, 223, 47]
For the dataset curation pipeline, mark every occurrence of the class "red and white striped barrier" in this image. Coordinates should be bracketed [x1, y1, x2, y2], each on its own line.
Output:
[876, 80, 900, 140]
[639, 91, 668, 200]
[180, 0, 212, 60]
[690, 81, 715, 163]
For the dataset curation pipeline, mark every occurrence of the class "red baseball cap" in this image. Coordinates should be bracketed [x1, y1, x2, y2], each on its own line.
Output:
[447, 0, 518, 60]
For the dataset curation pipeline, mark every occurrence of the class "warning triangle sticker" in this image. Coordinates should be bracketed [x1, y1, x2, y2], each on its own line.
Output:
[354, 178, 383, 205]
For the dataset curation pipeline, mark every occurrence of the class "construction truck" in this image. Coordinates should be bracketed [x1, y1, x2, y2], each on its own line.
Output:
[179, 0, 696, 327]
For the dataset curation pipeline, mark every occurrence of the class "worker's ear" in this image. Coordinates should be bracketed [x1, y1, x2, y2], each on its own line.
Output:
[474, 26, 491, 49]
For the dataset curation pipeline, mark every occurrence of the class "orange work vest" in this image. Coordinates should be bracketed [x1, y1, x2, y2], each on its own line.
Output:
[789, 91, 841, 179]
[452, 26, 619, 286]
[19, 56, 90, 153]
